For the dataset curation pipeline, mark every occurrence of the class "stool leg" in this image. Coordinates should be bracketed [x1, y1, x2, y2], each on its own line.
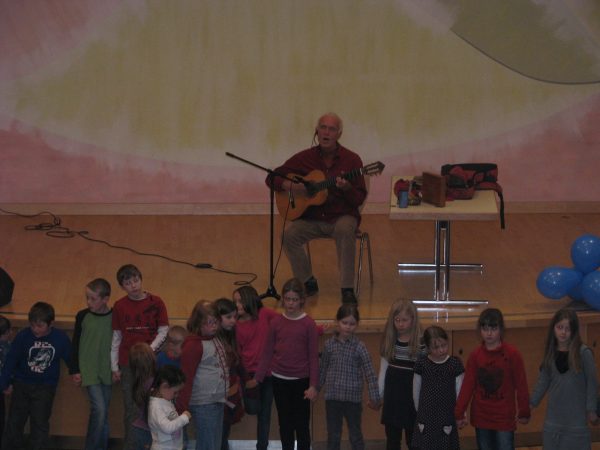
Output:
[365, 232, 374, 285]
[356, 234, 364, 296]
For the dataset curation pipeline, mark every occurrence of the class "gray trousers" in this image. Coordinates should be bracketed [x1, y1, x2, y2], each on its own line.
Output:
[283, 215, 357, 289]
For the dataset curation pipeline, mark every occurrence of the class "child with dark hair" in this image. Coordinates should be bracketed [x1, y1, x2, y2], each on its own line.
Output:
[0, 315, 11, 444]
[214, 297, 244, 450]
[319, 304, 380, 450]
[0, 301, 71, 450]
[234, 285, 279, 450]
[455, 308, 530, 450]
[69, 278, 113, 450]
[111, 264, 169, 449]
[148, 365, 191, 450]
[412, 326, 464, 450]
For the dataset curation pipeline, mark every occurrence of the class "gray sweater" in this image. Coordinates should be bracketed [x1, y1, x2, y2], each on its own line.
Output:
[530, 345, 598, 444]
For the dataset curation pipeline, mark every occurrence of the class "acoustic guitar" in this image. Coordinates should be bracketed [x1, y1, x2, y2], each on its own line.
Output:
[275, 161, 385, 220]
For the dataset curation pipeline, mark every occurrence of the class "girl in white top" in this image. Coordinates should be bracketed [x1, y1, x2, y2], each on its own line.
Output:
[148, 365, 191, 450]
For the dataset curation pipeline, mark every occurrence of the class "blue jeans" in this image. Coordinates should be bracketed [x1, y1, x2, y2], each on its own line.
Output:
[131, 425, 152, 450]
[326, 400, 364, 450]
[85, 383, 112, 450]
[190, 403, 224, 450]
[475, 428, 515, 450]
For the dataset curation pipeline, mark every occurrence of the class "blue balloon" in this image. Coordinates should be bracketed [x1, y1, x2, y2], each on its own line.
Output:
[571, 234, 600, 274]
[568, 281, 585, 301]
[582, 271, 600, 310]
[536, 266, 583, 300]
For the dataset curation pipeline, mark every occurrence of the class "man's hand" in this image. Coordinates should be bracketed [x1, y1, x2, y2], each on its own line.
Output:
[335, 176, 351, 191]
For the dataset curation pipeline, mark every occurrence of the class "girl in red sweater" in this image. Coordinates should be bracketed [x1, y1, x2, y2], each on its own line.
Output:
[454, 308, 530, 450]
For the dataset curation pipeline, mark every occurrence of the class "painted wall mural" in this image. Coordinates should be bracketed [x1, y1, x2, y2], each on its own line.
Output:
[1, 0, 600, 208]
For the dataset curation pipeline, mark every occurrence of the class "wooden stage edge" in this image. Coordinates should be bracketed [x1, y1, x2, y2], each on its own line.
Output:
[2, 200, 600, 215]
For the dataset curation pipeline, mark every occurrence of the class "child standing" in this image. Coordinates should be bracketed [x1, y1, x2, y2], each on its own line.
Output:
[530, 308, 598, 450]
[319, 304, 380, 450]
[378, 298, 424, 450]
[70, 278, 113, 450]
[0, 315, 11, 444]
[234, 285, 279, 450]
[455, 308, 530, 450]
[111, 264, 169, 450]
[157, 326, 187, 369]
[215, 297, 244, 450]
[148, 365, 191, 450]
[130, 342, 157, 450]
[176, 300, 229, 450]
[0, 302, 72, 450]
[412, 326, 464, 450]
[254, 278, 319, 450]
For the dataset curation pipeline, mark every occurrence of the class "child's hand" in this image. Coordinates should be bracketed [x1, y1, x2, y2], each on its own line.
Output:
[112, 370, 121, 383]
[517, 416, 530, 425]
[227, 383, 239, 397]
[183, 411, 192, 419]
[588, 411, 599, 426]
[71, 374, 82, 386]
[304, 386, 317, 401]
[3, 385, 12, 395]
[457, 418, 468, 429]
[367, 399, 381, 410]
[245, 379, 258, 389]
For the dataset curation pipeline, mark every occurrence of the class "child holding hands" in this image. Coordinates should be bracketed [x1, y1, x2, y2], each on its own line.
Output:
[70, 278, 113, 450]
[319, 304, 380, 450]
[378, 299, 425, 450]
[412, 326, 464, 449]
[254, 278, 319, 450]
[530, 308, 598, 450]
[455, 308, 530, 450]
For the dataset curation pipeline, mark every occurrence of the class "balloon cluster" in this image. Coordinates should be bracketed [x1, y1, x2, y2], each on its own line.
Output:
[536, 235, 600, 309]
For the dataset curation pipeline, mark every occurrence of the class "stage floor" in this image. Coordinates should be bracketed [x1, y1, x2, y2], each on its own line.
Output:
[1, 211, 599, 329]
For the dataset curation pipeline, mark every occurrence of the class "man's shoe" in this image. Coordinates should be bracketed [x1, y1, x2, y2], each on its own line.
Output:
[304, 277, 319, 296]
[341, 289, 357, 304]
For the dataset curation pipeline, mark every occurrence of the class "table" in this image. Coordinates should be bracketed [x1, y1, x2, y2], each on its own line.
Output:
[390, 176, 499, 306]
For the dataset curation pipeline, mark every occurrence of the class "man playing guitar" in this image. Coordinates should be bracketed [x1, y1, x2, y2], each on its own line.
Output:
[266, 112, 366, 304]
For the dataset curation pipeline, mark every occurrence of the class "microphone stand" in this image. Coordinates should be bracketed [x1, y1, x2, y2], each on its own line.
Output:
[225, 152, 300, 300]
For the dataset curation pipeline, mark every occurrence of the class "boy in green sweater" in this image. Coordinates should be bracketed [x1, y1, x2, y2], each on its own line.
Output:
[69, 278, 113, 450]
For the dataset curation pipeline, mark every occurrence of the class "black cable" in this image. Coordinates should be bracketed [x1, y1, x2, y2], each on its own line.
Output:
[0, 206, 257, 286]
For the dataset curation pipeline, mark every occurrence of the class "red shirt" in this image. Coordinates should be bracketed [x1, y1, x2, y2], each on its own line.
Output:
[455, 342, 530, 431]
[235, 307, 279, 373]
[267, 146, 366, 224]
[112, 293, 169, 366]
[255, 313, 319, 387]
